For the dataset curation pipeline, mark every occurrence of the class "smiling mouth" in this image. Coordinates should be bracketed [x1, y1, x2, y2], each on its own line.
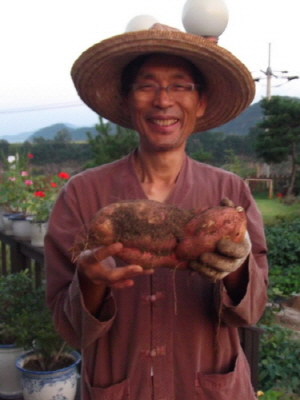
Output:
[150, 118, 178, 126]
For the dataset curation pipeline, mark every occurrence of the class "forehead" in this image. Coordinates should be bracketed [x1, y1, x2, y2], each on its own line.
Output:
[134, 54, 196, 80]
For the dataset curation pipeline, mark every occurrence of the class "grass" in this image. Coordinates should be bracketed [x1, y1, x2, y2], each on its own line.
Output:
[254, 195, 300, 225]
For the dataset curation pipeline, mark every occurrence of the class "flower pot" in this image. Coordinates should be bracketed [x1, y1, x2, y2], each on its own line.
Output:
[9, 215, 31, 240]
[0, 344, 24, 399]
[30, 222, 48, 247]
[0, 209, 5, 232]
[16, 350, 81, 400]
[2, 214, 15, 235]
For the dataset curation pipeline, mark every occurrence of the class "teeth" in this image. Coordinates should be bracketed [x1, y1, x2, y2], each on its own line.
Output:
[152, 119, 177, 126]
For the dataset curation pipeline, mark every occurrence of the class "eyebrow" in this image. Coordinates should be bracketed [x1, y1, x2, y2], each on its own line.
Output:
[136, 71, 193, 80]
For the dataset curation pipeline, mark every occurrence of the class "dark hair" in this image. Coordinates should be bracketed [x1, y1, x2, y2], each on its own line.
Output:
[121, 53, 206, 97]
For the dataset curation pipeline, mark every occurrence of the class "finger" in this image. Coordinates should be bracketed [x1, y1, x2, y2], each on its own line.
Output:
[77, 243, 123, 266]
[200, 252, 240, 273]
[199, 264, 230, 280]
[189, 260, 229, 281]
[219, 198, 235, 207]
[111, 279, 135, 289]
[104, 267, 154, 289]
[217, 236, 251, 259]
[93, 242, 124, 261]
[102, 264, 154, 284]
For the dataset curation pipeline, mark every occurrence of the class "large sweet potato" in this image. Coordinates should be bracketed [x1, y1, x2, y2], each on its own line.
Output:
[175, 205, 247, 261]
[83, 200, 192, 269]
[75, 199, 247, 270]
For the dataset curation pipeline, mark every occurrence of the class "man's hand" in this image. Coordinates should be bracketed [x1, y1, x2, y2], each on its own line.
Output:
[189, 232, 251, 281]
[77, 242, 154, 289]
[77, 242, 153, 315]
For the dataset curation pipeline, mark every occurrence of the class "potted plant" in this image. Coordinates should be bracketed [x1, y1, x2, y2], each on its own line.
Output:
[26, 172, 70, 246]
[0, 153, 35, 238]
[14, 284, 81, 400]
[0, 270, 37, 399]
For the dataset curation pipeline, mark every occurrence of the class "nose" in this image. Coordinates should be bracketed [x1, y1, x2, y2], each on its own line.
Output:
[152, 87, 175, 108]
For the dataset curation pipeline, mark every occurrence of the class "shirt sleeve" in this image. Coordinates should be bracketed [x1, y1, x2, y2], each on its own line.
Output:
[216, 184, 268, 327]
[45, 182, 117, 350]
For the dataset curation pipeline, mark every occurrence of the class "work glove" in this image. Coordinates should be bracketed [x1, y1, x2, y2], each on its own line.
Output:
[189, 198, 252, 281]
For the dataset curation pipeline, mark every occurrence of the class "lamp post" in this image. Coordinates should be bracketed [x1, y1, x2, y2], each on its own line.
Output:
[182, 0, 229, 43]
[126, 0, 229, 41]
[125, 15, 159, 32]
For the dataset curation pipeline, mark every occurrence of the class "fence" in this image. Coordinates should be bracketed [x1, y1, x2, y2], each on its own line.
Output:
[0, 231, 262, 391]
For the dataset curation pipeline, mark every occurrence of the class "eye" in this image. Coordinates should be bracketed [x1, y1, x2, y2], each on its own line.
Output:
[134, 83, 157, 92]
[171, 83, 192, 91]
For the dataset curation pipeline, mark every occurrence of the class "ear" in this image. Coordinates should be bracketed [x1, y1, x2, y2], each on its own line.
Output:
[120, 95, 131, 115]
[196, 93, 207, 118]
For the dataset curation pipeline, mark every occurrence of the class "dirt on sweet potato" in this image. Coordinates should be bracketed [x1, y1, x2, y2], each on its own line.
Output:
[73, 199, 247, 270]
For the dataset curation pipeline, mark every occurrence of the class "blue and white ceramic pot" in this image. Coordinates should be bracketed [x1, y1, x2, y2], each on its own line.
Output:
[29, 221, 48, 247]
[16, 350, 81, 400]
[0, 344, 24, 399]
[9, 214, 31, 240]
[2, 213, 15, 235]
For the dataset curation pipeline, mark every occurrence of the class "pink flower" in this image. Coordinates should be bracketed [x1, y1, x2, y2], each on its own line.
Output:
[24, 180, 33, 186]
[8, 177, 16, 181]
[27, 153, 34, 159]
[21, 171, 29, 176]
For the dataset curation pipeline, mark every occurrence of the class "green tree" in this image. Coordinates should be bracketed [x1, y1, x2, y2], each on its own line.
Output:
[85, 117, 139, 168]
[255, 96, 300, 196]
[222, 149, 255, 178]
[189, 141, 212, 163]
[53, 129, 72, 143]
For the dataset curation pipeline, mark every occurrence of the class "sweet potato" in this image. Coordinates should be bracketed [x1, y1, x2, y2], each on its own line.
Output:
[74, 199, 247, 270]
[82, 200, 192, 269]
[175, 205, 247, 261]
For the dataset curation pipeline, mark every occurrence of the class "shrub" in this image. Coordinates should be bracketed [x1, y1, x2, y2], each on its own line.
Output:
[259, 324, 300, 394]
[0, 270, 36, 344]
[265, 216, 300, 299]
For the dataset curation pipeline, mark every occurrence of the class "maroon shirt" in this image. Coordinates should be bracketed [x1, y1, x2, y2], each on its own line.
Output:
[45, 152, 268, 400]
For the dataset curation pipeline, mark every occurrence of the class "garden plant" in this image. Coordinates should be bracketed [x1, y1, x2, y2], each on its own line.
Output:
[256, 196, 300, 398]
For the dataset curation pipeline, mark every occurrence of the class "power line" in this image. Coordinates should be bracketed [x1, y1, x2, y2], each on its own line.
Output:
[0, 101, 85, 115]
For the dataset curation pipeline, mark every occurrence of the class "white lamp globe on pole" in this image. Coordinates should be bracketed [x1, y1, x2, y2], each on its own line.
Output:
[182, 0, 229, 43]
[125, 15, 159, 32]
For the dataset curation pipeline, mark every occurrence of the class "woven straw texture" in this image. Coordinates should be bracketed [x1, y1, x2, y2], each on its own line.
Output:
[71, 29, 255, 133]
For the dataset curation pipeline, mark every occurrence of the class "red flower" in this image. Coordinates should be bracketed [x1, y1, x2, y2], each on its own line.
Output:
[27, 153, 34, 159]
[57, 172, 69, 180]
[34, 191, 46, 197]
[50, 182, 57, 188]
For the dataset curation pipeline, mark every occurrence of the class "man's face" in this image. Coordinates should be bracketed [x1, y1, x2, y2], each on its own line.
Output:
[126, 54, 206, 153]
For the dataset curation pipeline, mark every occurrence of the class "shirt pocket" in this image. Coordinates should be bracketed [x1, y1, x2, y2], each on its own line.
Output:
[83, 369, 130, 400]
[195, 351, 256, 400]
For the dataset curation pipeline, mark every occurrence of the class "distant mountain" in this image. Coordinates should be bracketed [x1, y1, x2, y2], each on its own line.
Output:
[213, 95, 300, 136]
[211, 101, 263, 136]
[0, 124, 99, 143]
[27, 123, 98, 142]
[0, 131, 35, 143]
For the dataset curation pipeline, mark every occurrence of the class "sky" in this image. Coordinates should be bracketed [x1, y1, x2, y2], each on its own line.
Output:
[1, 0, 299, 137]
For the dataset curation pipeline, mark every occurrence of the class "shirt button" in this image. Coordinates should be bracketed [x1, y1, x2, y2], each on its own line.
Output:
[150, 294, 157, 302]
[150, 349, 157, 357]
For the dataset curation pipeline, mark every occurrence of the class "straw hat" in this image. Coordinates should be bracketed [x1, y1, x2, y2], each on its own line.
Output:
[71, 24, 255, 133]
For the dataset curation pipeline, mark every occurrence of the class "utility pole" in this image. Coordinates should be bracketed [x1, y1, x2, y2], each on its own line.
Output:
[266, 43, 272, 100]
[254, 43, 299, 100]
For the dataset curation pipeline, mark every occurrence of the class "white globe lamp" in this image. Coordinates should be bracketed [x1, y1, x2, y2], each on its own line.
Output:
[182, 0, 229, 40]
[125, 15, 159, 32]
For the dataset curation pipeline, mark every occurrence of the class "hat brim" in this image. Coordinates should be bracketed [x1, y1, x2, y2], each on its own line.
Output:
[71, 29, 255, 133]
